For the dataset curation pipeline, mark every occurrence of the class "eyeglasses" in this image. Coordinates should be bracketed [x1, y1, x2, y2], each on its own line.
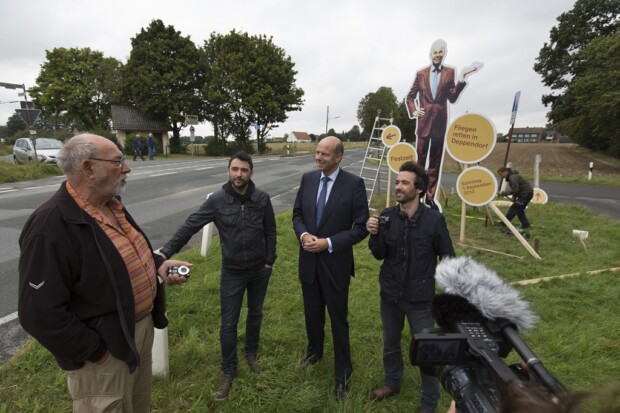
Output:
[88, 157, 126, 167]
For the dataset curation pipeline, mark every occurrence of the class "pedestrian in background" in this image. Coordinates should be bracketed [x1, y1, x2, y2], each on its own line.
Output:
[133, 134, 145, 161]
[497, 166, 534, 229]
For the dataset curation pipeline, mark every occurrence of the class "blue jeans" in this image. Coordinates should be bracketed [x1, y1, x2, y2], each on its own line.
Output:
[380, 297, 440, 412]
[220, 266, 271, 375]
[148, 146, 155, 160]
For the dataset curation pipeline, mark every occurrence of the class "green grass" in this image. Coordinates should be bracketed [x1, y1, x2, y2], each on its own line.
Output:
[1, 195, 619, 412]
[0, 161, 63, 183]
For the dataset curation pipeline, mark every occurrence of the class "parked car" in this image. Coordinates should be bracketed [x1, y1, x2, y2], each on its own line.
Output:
[13, 137, 63, 164]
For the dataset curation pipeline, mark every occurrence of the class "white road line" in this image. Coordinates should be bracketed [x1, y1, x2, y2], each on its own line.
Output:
[149, 172, 178, 177]
[0, 189, 18, 194]
[0, 312, 18, 326]
[195, 167, 215, 171]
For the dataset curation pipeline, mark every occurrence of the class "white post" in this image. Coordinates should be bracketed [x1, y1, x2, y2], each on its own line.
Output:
[200, 193, 214, 257]
[588, 162, 593, 181]
[152, 326, 169, 378]
[533, 154, 541, 188]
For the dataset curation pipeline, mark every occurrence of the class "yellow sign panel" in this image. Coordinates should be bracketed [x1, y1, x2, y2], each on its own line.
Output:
[446, 113, 496, 164]
[387, 142, 417, 173]
[532, 188, 548, 205]
[381, 125, 401, 147]
[456, 166, 497, 206]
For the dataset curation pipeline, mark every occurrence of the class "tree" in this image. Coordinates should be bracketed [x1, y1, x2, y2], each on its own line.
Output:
[29, 47, 122, 132]
[5, 113, 28, 137]
[201, 30, 304, 153]
[356, 87, 399, 136]
[393, 100, 417, 143]
[121, 20, 203, 143]
[345, 125, 362, 142]
[554, 33, 620, 155]
[534, 0, 620, 154]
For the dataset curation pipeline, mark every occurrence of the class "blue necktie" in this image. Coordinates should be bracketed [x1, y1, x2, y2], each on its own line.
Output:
[316, 177, 329, 226]
[432, 67, 440, 98]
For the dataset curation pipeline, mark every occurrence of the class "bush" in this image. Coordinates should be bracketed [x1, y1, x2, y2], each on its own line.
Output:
[205, 139, 255, 156]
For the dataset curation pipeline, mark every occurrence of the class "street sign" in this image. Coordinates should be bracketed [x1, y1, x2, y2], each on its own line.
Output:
[20, 101, 34, 109]
[185, 115, 198, 125]
[510, 91, 521, 125]
[16, 109, 41, 127]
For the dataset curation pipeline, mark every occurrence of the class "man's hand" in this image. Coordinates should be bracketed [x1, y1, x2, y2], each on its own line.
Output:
[413, 108, 425, 118]
[366, 216, 380, 235]
[158, 260, 192, 285]
[460, 61, 484, 80]
[301, 233, 328, 253]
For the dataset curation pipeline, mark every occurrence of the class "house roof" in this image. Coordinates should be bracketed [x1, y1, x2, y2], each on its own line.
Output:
[111, 105, 170, 132]
[292, 131, 311, 141]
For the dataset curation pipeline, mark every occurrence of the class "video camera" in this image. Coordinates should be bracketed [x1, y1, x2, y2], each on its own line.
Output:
[410, 294, 568, 413]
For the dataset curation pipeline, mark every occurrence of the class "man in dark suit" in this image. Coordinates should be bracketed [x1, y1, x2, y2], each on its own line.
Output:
[293, 136, 369, 400]
[406, 39, 481, 206]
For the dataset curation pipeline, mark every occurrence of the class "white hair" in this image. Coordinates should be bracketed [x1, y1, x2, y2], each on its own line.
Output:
[429, 38, 448, 59]
[57, 134, 99, 175]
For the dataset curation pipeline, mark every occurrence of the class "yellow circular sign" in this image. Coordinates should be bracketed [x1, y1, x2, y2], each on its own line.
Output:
[531, 188, 548, 205]
[387, 142, 417, 173]
[381, 125, 402, 147]
[446, 113, 496, 164]
[456, 166, 497, 206]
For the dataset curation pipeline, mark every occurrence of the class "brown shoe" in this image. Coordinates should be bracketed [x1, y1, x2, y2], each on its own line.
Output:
[245, 354, 261, 373]
[370, 385, 400, 401]
[215, 374, 234, 401]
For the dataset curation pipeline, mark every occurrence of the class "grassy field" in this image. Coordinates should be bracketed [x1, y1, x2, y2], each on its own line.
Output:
[1, 193, 618, 412]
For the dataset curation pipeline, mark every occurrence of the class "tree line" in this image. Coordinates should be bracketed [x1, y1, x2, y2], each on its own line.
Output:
[7, 20, 305, 154]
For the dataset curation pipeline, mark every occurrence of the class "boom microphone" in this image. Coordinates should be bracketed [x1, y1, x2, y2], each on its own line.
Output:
[432, 256, 567, 398]
[434, 256, 537, 332]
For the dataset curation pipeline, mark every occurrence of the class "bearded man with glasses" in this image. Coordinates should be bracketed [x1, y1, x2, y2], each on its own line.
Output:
[18, 133, 190, 413]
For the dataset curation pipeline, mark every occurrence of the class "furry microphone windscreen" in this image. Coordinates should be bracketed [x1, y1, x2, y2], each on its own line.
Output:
[435, 256, 538, 332]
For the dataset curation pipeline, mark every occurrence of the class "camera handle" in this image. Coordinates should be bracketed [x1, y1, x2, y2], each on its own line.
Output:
[501, 324, 568, 398]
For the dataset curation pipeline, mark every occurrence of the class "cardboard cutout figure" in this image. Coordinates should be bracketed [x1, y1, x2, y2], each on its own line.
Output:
[406, 39, 482, 209]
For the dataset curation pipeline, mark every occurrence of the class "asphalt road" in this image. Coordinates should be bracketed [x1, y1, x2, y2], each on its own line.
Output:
[1, 151, 619, 364]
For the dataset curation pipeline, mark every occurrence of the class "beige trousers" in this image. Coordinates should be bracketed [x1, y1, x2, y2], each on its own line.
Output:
[67, 315, 154, 413]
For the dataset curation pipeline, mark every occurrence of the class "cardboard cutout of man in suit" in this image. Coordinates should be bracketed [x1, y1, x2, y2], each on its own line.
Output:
[292, 136, 369, 401]
[406, 39, 482, 208]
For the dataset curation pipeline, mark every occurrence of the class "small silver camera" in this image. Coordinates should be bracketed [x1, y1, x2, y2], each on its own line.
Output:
[167, 265, 190, 278]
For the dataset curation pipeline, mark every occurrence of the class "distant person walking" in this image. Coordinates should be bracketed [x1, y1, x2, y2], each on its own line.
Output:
[147, 133, 156, 160]
[497, 166, 534, 229]
[133, 134, 145, 161]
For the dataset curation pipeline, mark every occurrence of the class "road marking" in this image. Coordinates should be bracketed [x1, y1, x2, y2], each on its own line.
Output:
[195, 166, 215, 171]
[150, 172, 178, 177]
[0, 189, 18, 194]
[0, 312, 18, 326]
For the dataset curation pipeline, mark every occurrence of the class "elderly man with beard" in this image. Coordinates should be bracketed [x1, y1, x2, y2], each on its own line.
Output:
[366, 161, 455, 413]
[18, 134, 190, 413]
[159, 152, 277, 401]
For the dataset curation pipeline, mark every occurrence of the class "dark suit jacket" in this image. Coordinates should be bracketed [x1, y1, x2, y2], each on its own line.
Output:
[406, 65, 466, 138]
[293, 169, 369, 291]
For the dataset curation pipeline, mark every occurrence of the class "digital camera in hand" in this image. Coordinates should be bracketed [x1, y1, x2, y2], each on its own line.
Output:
[167, 265, 190, 278]
[377, 215, 390, 229]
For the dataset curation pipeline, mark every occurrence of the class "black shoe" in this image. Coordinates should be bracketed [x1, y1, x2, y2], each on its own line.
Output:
[335, 382, 348, 401]
[245, 354, 261, 373]
[298, 354, 321, 369]
[215, 374, 234, 401]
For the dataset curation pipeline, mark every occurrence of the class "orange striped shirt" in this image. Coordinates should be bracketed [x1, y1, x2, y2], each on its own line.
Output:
[67, 183, 157, 320]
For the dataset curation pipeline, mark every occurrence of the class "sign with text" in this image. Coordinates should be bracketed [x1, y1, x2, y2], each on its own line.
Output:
[446, 113, 496, 164]
[456, 166, 497, 206]
[381, 125, 401, 147]
[387, 142, 417, 173]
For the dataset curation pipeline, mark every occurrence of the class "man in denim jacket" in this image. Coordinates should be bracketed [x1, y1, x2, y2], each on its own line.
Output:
[366, 162, 454, 413]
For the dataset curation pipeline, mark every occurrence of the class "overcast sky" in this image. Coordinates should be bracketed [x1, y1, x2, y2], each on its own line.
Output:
[0, 0, 573, 139]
